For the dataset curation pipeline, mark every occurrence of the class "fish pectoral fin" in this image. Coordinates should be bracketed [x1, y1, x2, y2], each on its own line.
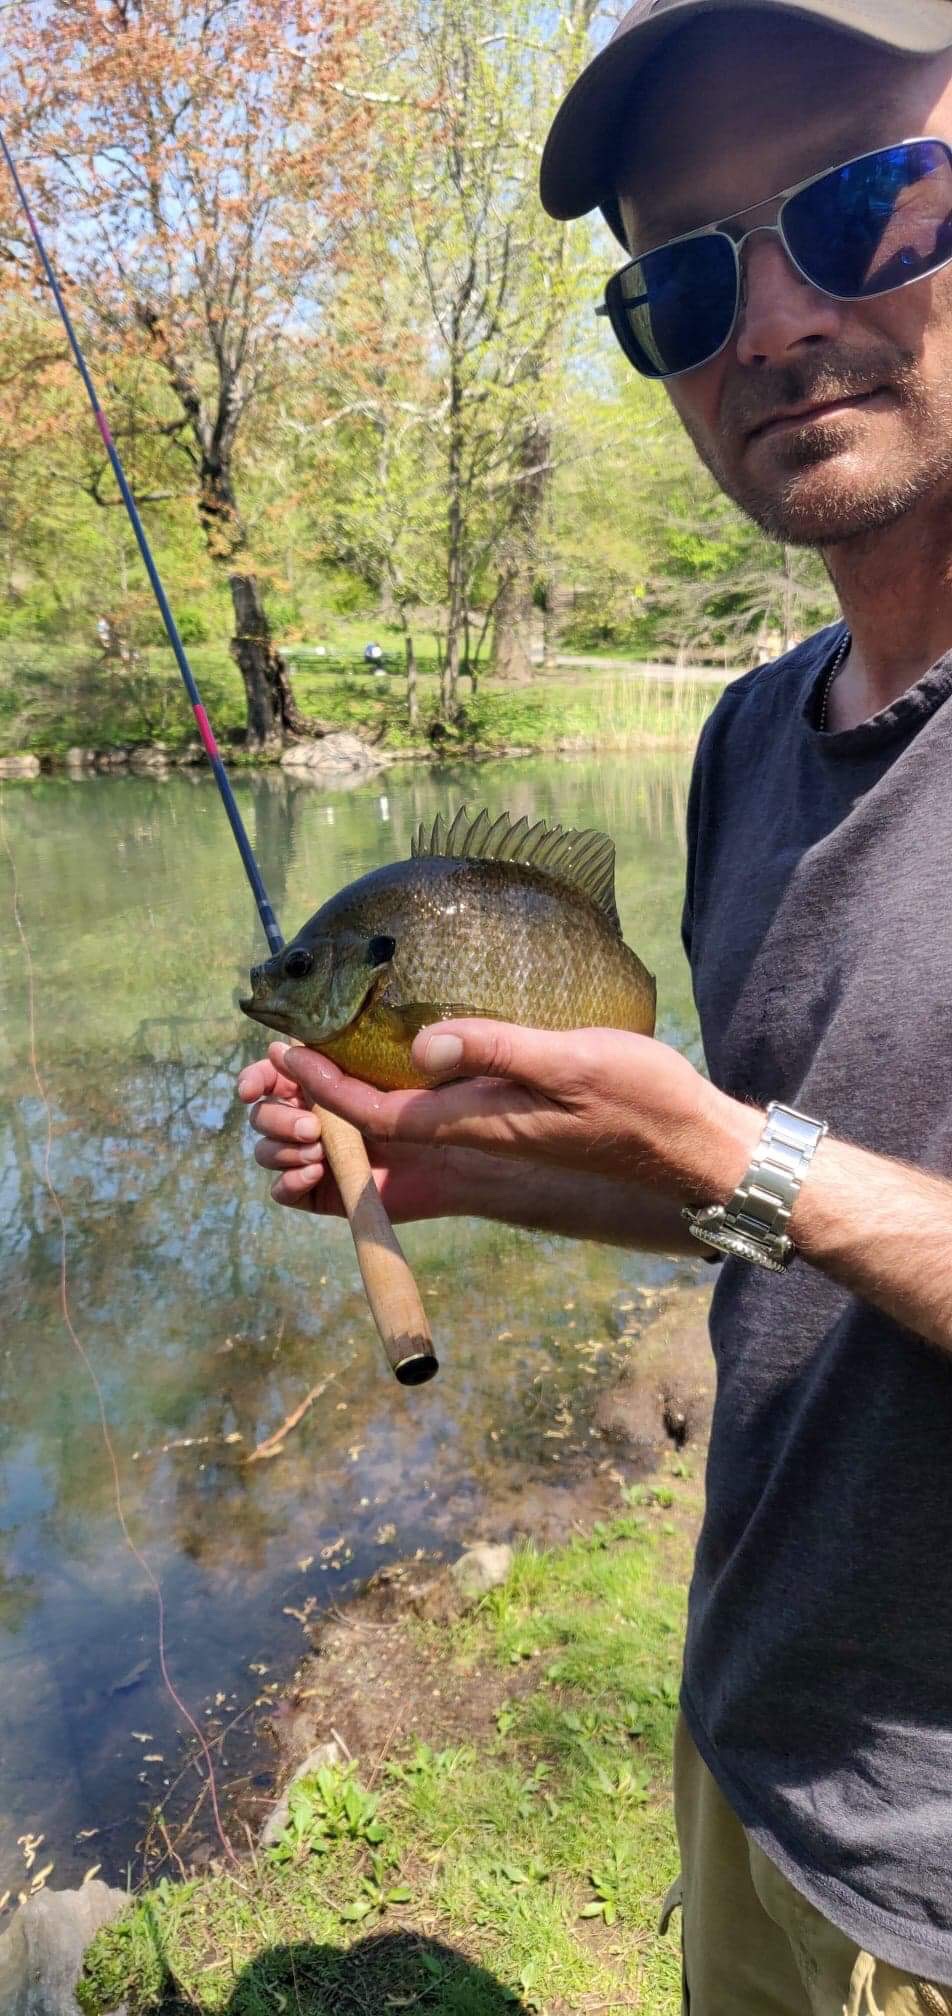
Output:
[386, 1002, 497, 1041]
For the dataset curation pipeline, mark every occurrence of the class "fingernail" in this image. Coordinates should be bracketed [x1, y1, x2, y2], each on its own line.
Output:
[424, 1032, 464, 1073]
[294, 1115, 320, 1142]
[300, 1143, 324, 1163]
[237, 1072, 251, 1097]
[272, 1042, 289, 1065]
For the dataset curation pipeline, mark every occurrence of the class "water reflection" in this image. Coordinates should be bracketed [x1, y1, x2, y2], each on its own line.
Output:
[0, 755, 700, 1889]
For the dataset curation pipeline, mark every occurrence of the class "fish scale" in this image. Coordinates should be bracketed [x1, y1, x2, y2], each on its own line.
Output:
[242, 809, 656, 1089]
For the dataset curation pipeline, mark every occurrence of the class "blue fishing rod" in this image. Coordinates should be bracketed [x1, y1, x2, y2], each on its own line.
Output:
[0, 123, 437, 1384]
[0, 123, 284, 955]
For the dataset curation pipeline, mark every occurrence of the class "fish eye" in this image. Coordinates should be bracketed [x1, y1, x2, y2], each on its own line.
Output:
[284, 947, 314, 980]
[366, 934, 396, 966]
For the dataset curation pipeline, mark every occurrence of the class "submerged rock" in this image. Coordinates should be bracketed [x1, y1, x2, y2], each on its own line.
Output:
[0, 1880, 127, 2015]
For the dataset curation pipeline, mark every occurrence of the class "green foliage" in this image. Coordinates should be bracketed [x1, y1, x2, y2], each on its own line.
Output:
[269, 1765, 388, 1866]
[338, 1851, 413, 1923]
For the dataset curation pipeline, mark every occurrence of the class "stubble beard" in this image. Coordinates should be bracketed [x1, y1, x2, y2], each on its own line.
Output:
[678, 357, 952, 549]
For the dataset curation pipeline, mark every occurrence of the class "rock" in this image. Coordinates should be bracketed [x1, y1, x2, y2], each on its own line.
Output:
[64, 749, 96, 772]
[172, 741, 205, 766]
[0, 754, 40, 779]
[92, 749, 131, 772]
[280, 732, 382, 776]
[593, 1297, 715, 1464]
[594, 1381, 667, 1455]
[260, 1738, 346, 1846]
[0, 1880, 127, 2015]
[128, 744, 170, 774]
[450, 1542, 514, 1605]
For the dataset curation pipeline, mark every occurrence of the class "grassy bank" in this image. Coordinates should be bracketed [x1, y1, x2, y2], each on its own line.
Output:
[79, 1471, 698, 2015]
[0, 635, 727, 761]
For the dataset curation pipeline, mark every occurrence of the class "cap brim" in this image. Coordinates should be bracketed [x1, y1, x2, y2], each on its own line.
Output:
[541, 0, 952, 242]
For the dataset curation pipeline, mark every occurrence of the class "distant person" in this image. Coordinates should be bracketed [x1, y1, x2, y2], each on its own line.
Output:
[242, 3, 952, 2009]
[363, 641, 385, 670]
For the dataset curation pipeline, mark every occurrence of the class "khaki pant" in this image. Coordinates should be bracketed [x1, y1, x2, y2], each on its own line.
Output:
[666, 1716, 952, 2016]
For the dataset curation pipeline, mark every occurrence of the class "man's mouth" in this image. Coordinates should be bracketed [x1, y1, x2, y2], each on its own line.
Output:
[746, 388, 887, 443]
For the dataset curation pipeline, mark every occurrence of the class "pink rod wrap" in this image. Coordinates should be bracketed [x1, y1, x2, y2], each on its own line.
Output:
[193, 703, 220, 761]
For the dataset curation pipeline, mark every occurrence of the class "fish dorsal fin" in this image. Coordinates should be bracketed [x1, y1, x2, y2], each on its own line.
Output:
[411, 804, 621, 932]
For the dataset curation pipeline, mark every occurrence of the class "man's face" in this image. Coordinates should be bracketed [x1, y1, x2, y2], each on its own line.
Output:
[616, 18, 952, 546]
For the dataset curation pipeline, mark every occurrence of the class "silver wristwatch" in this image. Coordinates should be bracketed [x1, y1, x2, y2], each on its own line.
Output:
[682, 1101, 828, 1272]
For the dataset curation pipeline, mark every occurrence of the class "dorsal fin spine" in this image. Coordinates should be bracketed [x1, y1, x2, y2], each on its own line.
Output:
[411, 804, 621, 931]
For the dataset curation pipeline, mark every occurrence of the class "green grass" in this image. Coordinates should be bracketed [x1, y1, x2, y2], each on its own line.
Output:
[0, 635, 726, 760]
[79, 1476, 698, 2015]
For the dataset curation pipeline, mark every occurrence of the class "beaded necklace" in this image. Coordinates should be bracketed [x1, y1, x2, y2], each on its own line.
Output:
[817, 629, 851, 733]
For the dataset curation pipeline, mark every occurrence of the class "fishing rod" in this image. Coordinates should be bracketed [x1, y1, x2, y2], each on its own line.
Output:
[1, 123, 436, 1387]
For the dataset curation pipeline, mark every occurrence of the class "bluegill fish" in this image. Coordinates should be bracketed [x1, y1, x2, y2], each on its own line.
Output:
[241, 806, 656, 1089]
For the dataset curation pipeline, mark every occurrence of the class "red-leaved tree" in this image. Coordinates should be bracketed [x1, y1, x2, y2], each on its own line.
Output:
[1, 0, 384, 742]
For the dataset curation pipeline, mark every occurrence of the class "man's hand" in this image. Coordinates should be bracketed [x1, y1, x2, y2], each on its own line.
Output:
[237, 1051, 462, 1220]
[236, 1038, 721, 1256]
[257, 1020, 762, 1206]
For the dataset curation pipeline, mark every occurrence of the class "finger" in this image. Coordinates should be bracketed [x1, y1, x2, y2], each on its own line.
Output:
[249, 1098, 322, 1147]
[270, 1161, 339, 1211]
[409, 1017, 594, 1089]
[255, 1139, 326, 1171]
[237, 1057, 301, 1105]
[280, 1039, 550, 1151]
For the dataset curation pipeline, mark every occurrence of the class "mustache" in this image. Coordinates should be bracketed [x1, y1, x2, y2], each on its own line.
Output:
[723, 350, 921, 439]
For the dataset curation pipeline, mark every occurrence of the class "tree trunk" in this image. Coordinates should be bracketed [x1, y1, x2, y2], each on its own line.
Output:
[490, 417, 552, 683]
[227, 571, 283, 744]
[542, 575, 570, 670]
[443, 350, 465, 720]
[405, 634, 419, 730]
[490, 569, 533, 683]
[203, 463, 327, 746]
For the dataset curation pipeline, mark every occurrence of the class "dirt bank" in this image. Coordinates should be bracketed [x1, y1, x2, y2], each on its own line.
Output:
[263, 1284, 713, 1799]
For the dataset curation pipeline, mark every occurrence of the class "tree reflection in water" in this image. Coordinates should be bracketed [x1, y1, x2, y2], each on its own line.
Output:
[0, 757, 699, 1889]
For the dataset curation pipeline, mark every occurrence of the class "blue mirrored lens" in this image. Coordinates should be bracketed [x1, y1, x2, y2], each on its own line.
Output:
[783, 140, 952, 298]
[615, 233, 738, 377]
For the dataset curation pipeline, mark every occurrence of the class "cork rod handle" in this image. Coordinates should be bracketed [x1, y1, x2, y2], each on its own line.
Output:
[315, 1103, 438, 1386]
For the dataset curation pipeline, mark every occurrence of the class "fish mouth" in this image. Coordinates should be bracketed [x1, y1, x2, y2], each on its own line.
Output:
[239, 997, 295, 1033]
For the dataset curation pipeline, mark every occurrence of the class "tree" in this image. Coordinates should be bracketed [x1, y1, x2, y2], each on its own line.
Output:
[550, 366, 835, 664]
[322, 0, 597, 716]
[1, 0, 382, 743]
[296, 253, 448, 729]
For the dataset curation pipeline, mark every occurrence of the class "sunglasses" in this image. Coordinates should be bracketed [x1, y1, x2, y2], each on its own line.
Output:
[598, 137, 952, 381]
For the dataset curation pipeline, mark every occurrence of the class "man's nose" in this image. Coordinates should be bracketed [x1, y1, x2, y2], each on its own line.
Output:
[735, 233, 843, 367]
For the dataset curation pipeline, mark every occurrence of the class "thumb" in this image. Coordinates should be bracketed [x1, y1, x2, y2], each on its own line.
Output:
[411, 1017, 574, 1090]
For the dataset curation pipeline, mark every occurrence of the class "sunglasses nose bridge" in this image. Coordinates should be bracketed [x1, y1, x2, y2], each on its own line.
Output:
[733, 219, 818, 310]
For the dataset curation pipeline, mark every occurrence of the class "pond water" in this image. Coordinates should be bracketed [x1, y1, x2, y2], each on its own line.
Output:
[0, 754, 702, 1895]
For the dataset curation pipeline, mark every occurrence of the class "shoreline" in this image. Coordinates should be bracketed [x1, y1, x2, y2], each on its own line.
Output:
[69, 1282, 712, 2015]
[0, 729, 702, 782]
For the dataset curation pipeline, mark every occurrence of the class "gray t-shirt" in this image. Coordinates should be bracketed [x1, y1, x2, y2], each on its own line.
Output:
[681, 623, 952, 1978]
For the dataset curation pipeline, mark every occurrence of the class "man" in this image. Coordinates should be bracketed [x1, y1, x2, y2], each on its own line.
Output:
[238, 3, 952, 2007]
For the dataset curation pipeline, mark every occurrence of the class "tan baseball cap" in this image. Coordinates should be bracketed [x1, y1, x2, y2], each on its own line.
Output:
[540, 0, 952, 246]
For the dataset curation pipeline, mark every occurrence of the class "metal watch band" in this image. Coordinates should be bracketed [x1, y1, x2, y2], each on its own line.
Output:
[682, 1101, 828, 1271]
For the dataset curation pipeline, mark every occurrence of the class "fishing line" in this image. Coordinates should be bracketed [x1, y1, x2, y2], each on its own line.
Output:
[0, 795, 239, 1873]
